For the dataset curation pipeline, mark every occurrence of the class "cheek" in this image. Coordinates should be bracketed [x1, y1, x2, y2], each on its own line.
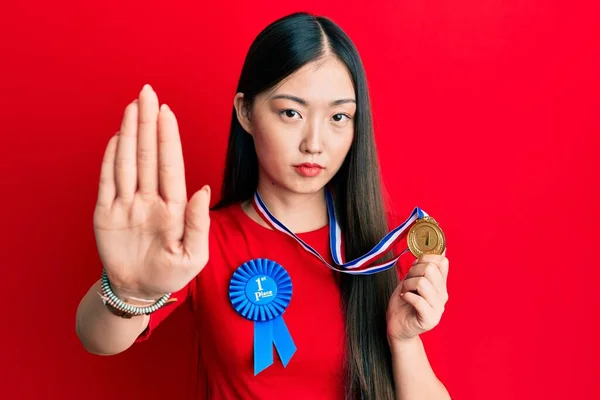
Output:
[330, 132, 354, 162]
[254, 132, 289, 158]
[252, 124, 294, 169]
[252, 119, 276, 153]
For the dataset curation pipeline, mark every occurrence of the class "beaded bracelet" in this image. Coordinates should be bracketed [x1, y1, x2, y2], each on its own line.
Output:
[99, 269, 171, 316]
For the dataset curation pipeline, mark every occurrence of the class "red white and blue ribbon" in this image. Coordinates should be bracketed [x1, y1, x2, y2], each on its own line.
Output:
[252, 188, 428, 275]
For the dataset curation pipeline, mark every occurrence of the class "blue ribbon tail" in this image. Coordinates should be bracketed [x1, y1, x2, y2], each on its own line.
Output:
[254, 321, 273, 375]
[272, 316, 296, 367]
[254, 317, 296, 375]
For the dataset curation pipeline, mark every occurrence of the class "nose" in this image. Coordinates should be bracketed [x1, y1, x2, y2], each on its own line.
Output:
[300, 120, 323, 154]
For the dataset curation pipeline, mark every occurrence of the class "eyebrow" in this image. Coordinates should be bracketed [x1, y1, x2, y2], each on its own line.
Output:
[271, 94, 356, 106]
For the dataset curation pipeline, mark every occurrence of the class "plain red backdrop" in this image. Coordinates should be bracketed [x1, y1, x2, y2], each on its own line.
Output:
[1, 1, 598, 399]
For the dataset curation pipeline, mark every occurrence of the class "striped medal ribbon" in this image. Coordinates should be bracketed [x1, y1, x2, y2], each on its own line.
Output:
[251, 189, 428, 275]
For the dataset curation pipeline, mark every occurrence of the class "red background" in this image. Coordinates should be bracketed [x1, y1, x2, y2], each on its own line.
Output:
[1, 1, 599, 399]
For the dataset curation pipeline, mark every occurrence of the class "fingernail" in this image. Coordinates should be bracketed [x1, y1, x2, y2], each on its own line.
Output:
[143, 84, 153, 92]
[412, 259, 419, 266]
[160, 104, 170, 112]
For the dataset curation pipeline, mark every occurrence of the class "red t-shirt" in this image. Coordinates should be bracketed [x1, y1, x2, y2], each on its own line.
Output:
[136, 202, 414, 399]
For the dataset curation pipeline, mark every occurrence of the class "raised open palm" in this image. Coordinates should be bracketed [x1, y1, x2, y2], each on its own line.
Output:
[93, 84, 211, 300]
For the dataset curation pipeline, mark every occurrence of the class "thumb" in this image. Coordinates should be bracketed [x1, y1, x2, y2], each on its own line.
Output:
[183, 185, 211, 263]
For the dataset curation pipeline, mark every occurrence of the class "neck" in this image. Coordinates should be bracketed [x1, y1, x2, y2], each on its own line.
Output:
[242, 179, 329, 234]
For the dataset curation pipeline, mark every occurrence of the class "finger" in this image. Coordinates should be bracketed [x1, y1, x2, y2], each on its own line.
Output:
[137, 84, 160, 196]
[114, 100, 139, 202]
[158, 104, 187, 204]
[97, 132, 120, 208]
[405, 262, 445, 297]
[414, 254, 449, 283]
[401, 277, 443, 309]
[401, 291, 432, 317]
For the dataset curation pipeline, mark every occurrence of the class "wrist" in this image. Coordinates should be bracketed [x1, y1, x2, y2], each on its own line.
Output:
[99, 297, 146, 319]
[388, 334, 422, 354]
[99, 269, 173, 318]
[105, 274, 169, 305]
[110, 287, 164, 306]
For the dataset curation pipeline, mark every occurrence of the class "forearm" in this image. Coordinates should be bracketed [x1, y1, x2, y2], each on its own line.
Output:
[390, 336, 451, 400]
[75, 279, 149, 355]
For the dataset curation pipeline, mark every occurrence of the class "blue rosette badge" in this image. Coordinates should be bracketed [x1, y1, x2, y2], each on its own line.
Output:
[229, 258, 296, 375]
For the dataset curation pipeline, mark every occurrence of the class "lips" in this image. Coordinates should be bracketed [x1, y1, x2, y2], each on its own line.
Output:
[294, 163, 324, 169]
[294, 163, 324, 178]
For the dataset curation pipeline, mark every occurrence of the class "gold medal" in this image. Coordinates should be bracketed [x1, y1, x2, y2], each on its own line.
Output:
[407, 216, 446, 257]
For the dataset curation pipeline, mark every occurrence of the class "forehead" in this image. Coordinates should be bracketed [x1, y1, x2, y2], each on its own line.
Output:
[268, 57, 355, 101]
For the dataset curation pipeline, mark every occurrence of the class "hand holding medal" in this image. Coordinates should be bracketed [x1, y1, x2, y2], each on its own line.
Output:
[386, 217, 449, 343]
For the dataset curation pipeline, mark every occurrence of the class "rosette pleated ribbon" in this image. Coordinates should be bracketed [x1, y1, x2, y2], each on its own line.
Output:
[229, 258, 296, 375]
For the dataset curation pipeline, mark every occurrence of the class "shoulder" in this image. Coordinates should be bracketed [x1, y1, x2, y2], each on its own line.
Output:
[209, 201, 251, 230]
[206, 202, 251, 247]
[209, 202, 242, 227]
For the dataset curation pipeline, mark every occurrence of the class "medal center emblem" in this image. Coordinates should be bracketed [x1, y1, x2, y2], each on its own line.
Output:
[415, 225, 439, 251]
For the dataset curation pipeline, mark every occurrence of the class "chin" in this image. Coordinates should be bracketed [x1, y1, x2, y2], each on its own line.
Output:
[284, 178, 329, 195]
[262, 169, 333, 195]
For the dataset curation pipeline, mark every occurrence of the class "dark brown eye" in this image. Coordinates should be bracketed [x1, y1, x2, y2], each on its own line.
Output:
[280, 110, 300, 119]
[332, 113, 350, 122]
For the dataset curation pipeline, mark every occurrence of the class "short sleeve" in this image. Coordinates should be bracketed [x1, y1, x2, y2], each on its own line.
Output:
[134, 278, 195, 343]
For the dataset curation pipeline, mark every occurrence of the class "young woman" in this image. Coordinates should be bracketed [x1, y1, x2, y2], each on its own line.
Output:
[76, 12, 451, 400]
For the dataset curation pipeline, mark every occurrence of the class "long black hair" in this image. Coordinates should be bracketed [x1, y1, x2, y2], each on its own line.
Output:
[213, 12, 398, 399]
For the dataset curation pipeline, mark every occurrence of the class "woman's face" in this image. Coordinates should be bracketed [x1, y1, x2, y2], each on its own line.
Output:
[235, 56, 356, 195]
